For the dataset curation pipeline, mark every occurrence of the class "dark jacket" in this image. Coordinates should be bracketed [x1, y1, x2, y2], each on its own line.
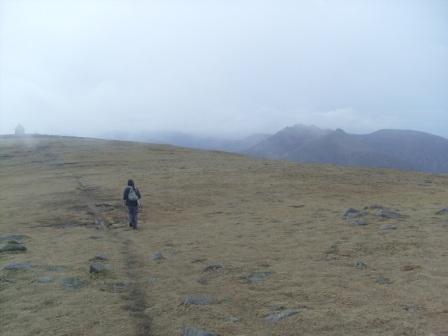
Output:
[123, 186, 141, 207]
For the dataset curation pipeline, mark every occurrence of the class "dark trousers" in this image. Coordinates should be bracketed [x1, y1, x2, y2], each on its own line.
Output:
[127, 205, 139, 229]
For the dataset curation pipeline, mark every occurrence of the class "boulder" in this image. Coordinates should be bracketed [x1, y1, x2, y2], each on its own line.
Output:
[151, 252, 165, 263]
[355, 261, 367, 270]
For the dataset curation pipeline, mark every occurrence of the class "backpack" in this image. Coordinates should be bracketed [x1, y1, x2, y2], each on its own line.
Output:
[128, 187, 139, 202]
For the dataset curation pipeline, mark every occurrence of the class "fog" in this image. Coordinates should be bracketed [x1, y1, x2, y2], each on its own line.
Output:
[0, 0, 447, 138]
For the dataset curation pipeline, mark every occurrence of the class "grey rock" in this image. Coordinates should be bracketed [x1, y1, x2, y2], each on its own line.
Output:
[436, 208, 448, 215]
[181, 327, 219, 336]
[351, 219, 368, 226]
[247, 271, 272, 284]
[3, 262, 32, 270]
[0, 241, 27, 253]
[203, 263, 224, 272]
[369, 204, 384, 210]
[61, 277, 87, 290]
[265, 309, 299, 322]
[376, 276, 392, 285]
[355, 261, 367, 270]
[148, 277, 159, 285]
[183, 294, 216, 305]
[377, 209, 402, 219]
[0, 234, 27, 242]
[151, 252, 165, 263]
[227, 316, 241, 323]
[343, 208, 361, 219]
[381, 224, 397, 231]
[89, 262, 111, 274]
[37, 276, 53, 283]
[90, 254, 108, 262]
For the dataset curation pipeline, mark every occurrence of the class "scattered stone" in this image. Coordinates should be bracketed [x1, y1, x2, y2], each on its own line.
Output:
[110, 282, 128, 293]
[183, 294, 216, 305]
[377, 209, 402, 219]
[381, 224, 397, 231]
[0, 234, 27, 242]
[61, 277, 87, 290]
[37, 276, 53, 284]
[181, 327, 219, 336]
[402, 304, 424, 313]
[3, 262, 32, 271]
[401, 265, 421, 272]
[89, 262, 112, 274]
[436, 208, 448, 215]
[226, 316, 241, 323]
[351, 219, 368, 226]
[148, 277, 159, 285]
[355, 261, 367, 270]
[203, 263, 224, 272]
[265, 309, 299, 322]
[343, 208, 367, 219]
[90, 254, 108, 262]
[376, 276, 392, 285]
[192, 258, 207, 264]
[151, 252, 165, 263]
[247, 271, 272, 284]
[0, 241, 27, 253]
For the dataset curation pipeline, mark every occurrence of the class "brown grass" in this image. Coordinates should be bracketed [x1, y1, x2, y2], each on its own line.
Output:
[1, 135, 448, 335]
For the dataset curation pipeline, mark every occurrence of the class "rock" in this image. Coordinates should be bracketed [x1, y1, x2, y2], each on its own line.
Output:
[148, 277, 159, 285]
[90, 254, 108, 262]
[227, 316, 241, 323]
[381, 224, 397, 231]
[181, 327, 219, 336]
[3, 262, 32, 270]
[401, 265, 421, 272]
[192, 258, 207, 264]
[183, 294, 216, 305]
[436, 208, 448, 215]
[351, 219, 368, 226]
[343, 208, 364, 219]
[37, 276, 53, 283]
[61, 277, 87, 290]
[376, 276, 392, 285]
[203, 263, 224, 272]
[265, 309, 299, 322]
[247, 272, 272, 284]
[151, 252, 165, 263]
[0, 241, 27, 253]
[355, 261, 367, 270]
[0, 234, 27, 242]
[377, 209, 402, 219]
[89, 262, 111, 274]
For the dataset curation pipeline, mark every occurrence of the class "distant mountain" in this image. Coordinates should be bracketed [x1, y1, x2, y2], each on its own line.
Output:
[246, 125, 448, 173]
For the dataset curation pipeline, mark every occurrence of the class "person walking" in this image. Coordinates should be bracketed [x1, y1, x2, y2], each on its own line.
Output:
[123, 179, 142, 230]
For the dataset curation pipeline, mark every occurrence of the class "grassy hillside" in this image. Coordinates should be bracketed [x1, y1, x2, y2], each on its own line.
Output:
[1, 135, 448, 336]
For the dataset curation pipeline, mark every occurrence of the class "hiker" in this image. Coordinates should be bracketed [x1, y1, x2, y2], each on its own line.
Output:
[123, 179, 142, 229]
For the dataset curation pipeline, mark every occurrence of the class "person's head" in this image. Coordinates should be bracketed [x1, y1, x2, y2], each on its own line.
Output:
[127, 179, 135, 187]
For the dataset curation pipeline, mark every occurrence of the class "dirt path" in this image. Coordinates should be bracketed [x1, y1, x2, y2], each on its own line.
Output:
[77, 176, 153, 336]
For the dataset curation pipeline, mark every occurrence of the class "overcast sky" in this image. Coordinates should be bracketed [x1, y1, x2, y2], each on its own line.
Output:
[0, 0, 447, 138]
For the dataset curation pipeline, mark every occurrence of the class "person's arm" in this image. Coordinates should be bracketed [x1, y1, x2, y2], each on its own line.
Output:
[123, 188, 128, 207]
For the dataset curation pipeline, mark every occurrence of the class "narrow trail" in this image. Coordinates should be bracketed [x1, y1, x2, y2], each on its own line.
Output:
[76, 176, 153, 336]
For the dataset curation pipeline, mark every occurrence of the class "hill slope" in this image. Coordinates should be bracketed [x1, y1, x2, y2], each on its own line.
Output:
[247, 125, 448, 173]
[1, 135, 448, 335]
